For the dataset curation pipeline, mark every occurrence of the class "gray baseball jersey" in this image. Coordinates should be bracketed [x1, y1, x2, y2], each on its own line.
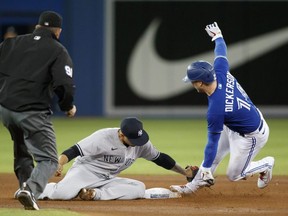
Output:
[75, 128, 160, 177]
[39, 128, 161, 200]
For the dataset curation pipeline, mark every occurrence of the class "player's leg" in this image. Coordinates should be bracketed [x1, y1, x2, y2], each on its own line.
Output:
[37, 182, 57, 199]
[81, 177, 146, 200]
[226, 119, 272, 181]
[39, 166, 83, 200]
[170, 127, 231, 194]
[40, 166, 104, 200]
[241, 120, 274, 188]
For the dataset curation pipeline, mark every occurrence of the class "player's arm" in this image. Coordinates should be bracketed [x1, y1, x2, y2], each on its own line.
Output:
[200, 110, 224, 185]
[198, 132, 221, 186]
[205, 22, 226, 57]
[214, 38, 227, 58]
[151, 152, 192, 177]
[55, 145, 81, 177]
[205, 22, 229, 73]
[202, 132, 221, 168]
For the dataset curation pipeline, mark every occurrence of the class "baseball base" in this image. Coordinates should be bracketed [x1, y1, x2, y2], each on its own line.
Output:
[144, 187, 182, 199]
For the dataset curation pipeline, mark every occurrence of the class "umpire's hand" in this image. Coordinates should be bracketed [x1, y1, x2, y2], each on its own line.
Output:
[66, 105, 77, 117]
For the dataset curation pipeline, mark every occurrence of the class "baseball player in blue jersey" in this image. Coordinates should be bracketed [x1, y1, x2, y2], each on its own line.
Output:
[38, 117, 197, 200]
[170, 22, 274, 194]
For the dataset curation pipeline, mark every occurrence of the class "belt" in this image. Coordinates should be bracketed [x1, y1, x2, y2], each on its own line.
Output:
[258, 119, 263, 131]
[239, 119, 264, 137]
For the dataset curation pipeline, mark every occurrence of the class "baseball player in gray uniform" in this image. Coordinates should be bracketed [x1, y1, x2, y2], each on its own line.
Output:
[38, 117, 196, 200]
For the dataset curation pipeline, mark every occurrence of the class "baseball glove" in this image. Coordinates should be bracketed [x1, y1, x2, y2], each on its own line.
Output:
[185, 165, 199, 182]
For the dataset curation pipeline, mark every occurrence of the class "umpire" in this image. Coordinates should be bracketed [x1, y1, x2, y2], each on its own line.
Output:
[0, 11, 76, 210]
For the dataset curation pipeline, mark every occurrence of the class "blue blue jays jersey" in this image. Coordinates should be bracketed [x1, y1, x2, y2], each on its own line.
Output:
[207, 38, 261, 134]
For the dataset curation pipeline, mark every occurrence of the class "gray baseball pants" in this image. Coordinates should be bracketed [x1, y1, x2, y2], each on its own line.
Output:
[0, 105, 58, 198]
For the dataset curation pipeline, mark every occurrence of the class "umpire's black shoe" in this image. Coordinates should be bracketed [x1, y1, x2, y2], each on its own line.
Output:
[17, 183, 39, 210]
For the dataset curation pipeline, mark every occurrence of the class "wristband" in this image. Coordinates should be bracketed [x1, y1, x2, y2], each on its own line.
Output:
[212, 33, 223, 41]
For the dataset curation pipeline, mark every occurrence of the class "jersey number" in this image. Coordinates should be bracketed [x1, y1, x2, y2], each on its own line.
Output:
[236, 98, 251, 111]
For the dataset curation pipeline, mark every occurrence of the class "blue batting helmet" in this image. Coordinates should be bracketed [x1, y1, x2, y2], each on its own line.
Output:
[183, 60, 216, 83]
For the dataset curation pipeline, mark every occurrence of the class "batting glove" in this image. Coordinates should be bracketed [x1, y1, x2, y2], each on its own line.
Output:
[205, 22, 223, 41]
[200, 166, 215, 186]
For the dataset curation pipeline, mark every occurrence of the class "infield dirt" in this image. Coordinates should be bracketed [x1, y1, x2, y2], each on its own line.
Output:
[0, 174, 287, 216]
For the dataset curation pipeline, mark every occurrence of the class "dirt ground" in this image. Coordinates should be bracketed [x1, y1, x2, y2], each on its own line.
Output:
[0, 174, 288, 216]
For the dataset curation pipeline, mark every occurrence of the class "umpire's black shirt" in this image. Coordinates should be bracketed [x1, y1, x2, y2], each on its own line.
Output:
[0, 27, 75, 112]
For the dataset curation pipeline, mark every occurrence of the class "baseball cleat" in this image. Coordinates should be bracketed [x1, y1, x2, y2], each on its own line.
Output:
[14, 188, 20, 199]
[170, 179, 212, 194]
[257, 156, 275, 189]
[170, 185, 194, 194]
[79, 188, 96, 200]
[17, 183, 39, 210]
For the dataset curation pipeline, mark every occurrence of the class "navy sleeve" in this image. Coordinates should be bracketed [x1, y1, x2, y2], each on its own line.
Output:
[61, 145, 81, 162]
[152, 152, 176, 170]
[202, 132, 221, 168]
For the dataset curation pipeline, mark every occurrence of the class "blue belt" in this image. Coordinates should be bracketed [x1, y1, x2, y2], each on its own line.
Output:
[239, 119, 263, 137]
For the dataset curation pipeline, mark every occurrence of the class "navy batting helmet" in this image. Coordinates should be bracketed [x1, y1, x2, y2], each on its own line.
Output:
[183, 60, 216, 83]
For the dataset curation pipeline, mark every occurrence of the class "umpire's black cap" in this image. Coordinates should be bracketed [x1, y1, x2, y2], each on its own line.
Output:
[38, 11, 62, 28]
[120, 117, 149, 146]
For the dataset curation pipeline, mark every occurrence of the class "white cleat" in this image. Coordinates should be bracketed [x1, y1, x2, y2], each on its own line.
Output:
[170, 185, 193, 194]
[257, 156, 275, 189]
[170, 179, 212, 194]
